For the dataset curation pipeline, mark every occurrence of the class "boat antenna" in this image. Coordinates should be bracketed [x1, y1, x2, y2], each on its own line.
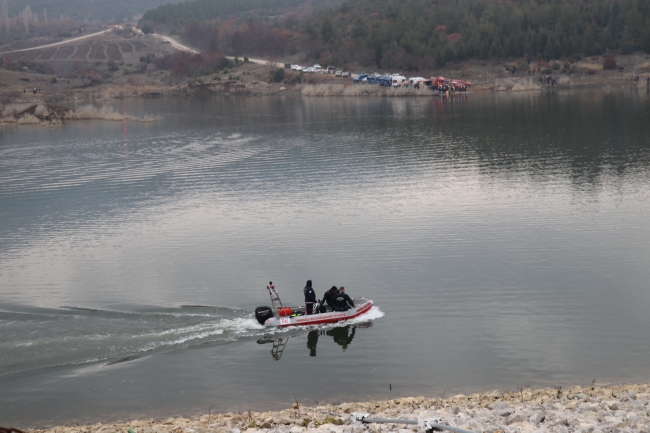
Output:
[267, 283, 283, 314]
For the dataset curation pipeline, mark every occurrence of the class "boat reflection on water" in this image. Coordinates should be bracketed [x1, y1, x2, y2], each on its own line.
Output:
[257, 322, 372, 360]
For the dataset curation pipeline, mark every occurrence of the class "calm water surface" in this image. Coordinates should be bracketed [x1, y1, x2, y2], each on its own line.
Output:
[1, 91, 650, 427]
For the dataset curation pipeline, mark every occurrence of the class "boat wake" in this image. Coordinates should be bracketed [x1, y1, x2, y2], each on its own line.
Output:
[0, 304, 383, 375]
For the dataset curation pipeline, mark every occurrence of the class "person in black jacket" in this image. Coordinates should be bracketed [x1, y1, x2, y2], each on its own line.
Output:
[304, 280, 316, 314]
[322, 286, 339, 311]
[333, 287, 355, 311]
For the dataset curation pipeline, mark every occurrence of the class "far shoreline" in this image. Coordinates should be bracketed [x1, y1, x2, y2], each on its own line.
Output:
[2, 81, 647, 127]
[2, 49, 650, 112]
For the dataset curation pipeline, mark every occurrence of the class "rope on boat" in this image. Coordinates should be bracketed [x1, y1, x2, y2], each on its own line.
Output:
[321, 411, 474, 433]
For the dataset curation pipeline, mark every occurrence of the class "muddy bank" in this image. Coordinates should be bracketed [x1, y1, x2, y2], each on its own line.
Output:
[0, 103, 160, 126]
[20, 383, 650, 433]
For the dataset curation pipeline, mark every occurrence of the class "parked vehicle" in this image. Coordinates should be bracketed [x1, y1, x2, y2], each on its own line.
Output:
[284, 63, 291, 69]
[342, 71, 351, 77]
[303, 67, 317, 73]
[408, 77, 426, 85]
[313, 64, 322, 71]
[377, 76, 392, 86]
[431, 76, 452, 91]
[451, 79, 471, 91]
[391, 75, 407, 87]
[367, 75, 378, 84]
[327, 66, 336, 74]
[335, 70, 342, 77]
[353, 73, 368, 83]
[291, 65, 302, 71]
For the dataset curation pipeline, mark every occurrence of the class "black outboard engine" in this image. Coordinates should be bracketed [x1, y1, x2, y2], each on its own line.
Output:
[255, 306, 274, 325]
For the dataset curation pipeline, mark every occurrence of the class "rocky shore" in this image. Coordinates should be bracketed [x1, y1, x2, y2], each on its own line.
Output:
[23, 384, 650, 433]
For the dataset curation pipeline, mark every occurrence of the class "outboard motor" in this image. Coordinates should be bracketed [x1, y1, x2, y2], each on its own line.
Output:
[255, 306, 274, 325]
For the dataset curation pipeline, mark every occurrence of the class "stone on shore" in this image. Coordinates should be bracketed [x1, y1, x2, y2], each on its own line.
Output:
[24, 384, 650, 433]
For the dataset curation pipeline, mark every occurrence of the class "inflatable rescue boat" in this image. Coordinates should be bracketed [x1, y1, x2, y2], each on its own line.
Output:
[254, 284, 374, 328]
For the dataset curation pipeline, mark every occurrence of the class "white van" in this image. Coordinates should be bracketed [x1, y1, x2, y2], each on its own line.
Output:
[391, 75, 407, 87]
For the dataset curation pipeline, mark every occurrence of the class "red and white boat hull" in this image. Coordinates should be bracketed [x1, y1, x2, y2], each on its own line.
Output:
[264, 298, 373, 328]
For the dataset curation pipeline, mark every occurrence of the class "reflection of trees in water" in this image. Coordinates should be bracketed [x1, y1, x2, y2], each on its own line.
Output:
[259, 322, 371, 360]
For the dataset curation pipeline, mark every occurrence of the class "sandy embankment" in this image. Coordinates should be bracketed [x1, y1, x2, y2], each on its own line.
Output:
[0, 103, 160, 126]
[24, 384, 650, 433]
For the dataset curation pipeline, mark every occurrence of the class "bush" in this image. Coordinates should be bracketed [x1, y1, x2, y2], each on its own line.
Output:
[123, 69, 130, 75]
[603, 56, 617, 70]
[270, 68, 285, 83]
[141, 24, 154, 35]
[244, 56, 249, 63]
[51, 77, 57, 83]
[286, 72, 304, 85]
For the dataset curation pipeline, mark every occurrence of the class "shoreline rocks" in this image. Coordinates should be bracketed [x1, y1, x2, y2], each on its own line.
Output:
[23, 384, 650, 433]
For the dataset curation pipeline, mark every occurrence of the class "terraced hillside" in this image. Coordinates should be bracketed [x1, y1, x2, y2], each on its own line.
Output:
[7, 35, 175, 65]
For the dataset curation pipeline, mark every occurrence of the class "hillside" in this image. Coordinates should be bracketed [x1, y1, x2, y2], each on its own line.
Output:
[141, 0, 650, 71]
[142, 0, 346, 25]
[298, 0, 650, 70]
[4, 0, 176, 23]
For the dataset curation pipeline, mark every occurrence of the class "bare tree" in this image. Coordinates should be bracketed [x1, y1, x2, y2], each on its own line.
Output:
[1, 0, 9, 36]
[22, 5, 33, 34]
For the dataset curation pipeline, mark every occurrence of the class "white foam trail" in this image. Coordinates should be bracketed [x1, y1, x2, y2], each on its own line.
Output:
[354, 306, 385, 321]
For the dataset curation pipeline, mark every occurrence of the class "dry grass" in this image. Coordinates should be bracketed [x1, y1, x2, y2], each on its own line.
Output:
[100, 84, 160, 99]
[576, 62, 602, 71]
[16, 114, 41, 124]
[65, 105, 161, 122]
[512, 79, 543, 91]
[495, 78, 515, 89]
[301, 83, 433, 97]
[0, 103, 160, 125]
[301, 84, 346, 96]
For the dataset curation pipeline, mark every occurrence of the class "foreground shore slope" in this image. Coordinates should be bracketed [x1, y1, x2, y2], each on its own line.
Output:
[27, 384, 650, 433]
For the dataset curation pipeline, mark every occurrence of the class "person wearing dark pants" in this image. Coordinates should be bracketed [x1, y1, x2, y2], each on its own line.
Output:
[304, 280, 316, 314]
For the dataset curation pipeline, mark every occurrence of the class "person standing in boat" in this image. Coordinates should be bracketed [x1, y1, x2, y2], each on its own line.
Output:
[304, 280, 317, 315]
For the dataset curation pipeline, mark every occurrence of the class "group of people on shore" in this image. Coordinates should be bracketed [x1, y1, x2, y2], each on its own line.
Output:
[303, 280, 354, 314]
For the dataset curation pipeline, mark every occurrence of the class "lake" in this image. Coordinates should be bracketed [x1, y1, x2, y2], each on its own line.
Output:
[1, 90, 650, 427]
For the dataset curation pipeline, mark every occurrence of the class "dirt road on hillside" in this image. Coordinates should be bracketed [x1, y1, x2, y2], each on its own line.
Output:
[0, 29, 113, 55]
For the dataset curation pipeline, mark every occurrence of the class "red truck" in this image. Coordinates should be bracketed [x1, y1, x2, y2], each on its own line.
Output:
[451, 79, 471, 91]
[430, 76, 450, 90]
[430, 77, 470, 91]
